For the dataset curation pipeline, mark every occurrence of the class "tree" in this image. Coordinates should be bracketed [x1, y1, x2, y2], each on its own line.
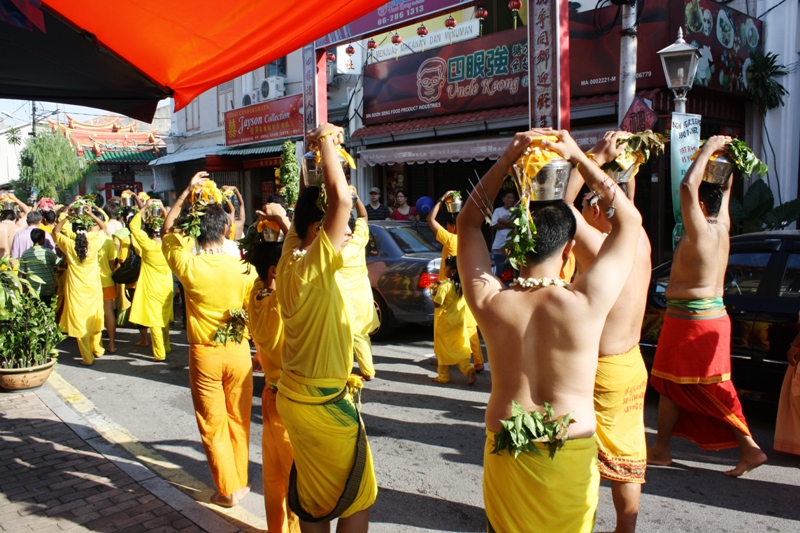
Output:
[5, 127, 21, 147]
[730, 179, 800, 235]
[17, 131, 95, 201]
[277, 140, 300, 209]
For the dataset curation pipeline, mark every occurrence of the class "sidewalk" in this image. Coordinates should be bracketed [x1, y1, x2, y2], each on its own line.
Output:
[0, 385, 246, 533]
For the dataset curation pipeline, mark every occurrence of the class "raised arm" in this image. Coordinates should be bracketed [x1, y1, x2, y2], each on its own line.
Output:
[162, 171, 208, 237]
[88, 209, 106, 233]
[257, 202, 292, 236]
[458, 132, 534, 309]
[8, 193, 30, 226]
[353, 188, 368, 220]
[680, 135, 731, 240]
[543, 130, 642, 311]
[427, 190, 454, 234]
[311, 124, 351, 251]
[564, 131, 620, 205]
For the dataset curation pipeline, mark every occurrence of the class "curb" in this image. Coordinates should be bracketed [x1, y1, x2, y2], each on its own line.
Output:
[43, 371, 266, 533]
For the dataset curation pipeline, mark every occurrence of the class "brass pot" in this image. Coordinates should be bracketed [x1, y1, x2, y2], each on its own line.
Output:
[703, 155, 734, 185]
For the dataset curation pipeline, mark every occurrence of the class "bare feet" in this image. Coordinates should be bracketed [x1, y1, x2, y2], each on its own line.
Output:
[724, 449, 767, 477]
[646, 446, 673, 466]
[107, 344, 116, 354]
[134, 340, 150, 347]
[362, 375, 374, 381]
[474, 363, 484, 372]
[431, 377, 448, 384]
[467, 370, 477, 386]
[210, 485, 250, 508]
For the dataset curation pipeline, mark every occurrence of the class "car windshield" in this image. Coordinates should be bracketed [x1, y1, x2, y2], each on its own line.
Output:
[387, 226, 442, 255]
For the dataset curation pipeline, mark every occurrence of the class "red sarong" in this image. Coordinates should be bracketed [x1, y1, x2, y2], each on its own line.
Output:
[651, 312, 751, 450]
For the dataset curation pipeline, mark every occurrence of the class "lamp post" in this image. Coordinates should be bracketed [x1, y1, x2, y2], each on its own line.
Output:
[657, 28, 700, 113]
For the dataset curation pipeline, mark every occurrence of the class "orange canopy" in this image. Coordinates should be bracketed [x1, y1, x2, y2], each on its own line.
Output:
[2, 1, 387, 119]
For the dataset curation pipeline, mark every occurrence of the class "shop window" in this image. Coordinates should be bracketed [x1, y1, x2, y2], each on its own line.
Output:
[218, 81, 234, 126]
[185, 98, 200, 132]
[264, 57, 287, 78]
[724, 252, 772, 296]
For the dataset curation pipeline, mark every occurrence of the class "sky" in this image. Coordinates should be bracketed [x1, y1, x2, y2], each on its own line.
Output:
[0, 98, 154, 127]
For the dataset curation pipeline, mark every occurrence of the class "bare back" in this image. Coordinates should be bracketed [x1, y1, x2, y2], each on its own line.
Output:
[600, 228, 652, 355]
[666, 223, 729, 299]
[480, 287, 606, 439]
[0, 221, 21, 257]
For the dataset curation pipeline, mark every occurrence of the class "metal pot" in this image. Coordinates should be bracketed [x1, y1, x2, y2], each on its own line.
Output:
[72, 205, 86, 215]
[524, 158, 572, 202]
[1, 200, 13, 210]
[605, 164, 637, 184]
[261, 227, 284, 243]
[120, 196, 136, 207]
[445, 199, 462, 213]
[703, 154, 734, 185]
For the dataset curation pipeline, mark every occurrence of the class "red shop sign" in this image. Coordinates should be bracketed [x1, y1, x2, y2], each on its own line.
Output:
[362, 27, 529, 125]
[224, 93, 303, 147]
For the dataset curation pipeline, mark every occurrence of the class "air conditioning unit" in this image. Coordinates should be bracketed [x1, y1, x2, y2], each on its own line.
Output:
[261, 77, 286, 101]
[241, 91, 260, 107]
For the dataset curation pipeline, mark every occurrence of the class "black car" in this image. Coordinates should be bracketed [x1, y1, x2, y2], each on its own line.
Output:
[366, 221, 442, 340]
[641, 231, 800, 401]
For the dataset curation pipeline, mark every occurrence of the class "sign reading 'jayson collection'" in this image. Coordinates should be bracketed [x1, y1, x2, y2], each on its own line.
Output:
[224, 94, 303, 147]
[362, 27, 528, 125]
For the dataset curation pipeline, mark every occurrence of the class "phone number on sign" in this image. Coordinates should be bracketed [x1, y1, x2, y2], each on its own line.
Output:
[376, 5, 424, 26]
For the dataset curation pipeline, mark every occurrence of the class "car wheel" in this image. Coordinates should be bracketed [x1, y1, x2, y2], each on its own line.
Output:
[370, 292, 396, 341]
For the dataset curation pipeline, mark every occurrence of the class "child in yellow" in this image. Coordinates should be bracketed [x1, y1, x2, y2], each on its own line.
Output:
[162, 172, 258, 508]
[341, 192, 379, 380]
[246, 203, 299, 533]
[432, 256, 476, 385]
[53, 204, 107, 366]
[128, 203, 173, 361]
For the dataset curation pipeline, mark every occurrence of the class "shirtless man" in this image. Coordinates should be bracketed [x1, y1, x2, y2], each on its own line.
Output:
[0, 193, 31, 257]
[565, 131, 652, 533]
[647, 135, 767, 477]
[459, 129, 641, 532]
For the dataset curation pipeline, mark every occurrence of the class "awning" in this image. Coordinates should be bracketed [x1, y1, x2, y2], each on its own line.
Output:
[217, 139, 296, 156]
[359, 138, 513, 167]
[149, 146, 221, 167]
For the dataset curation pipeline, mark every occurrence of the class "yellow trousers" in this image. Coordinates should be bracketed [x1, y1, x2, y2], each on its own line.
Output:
[76, 331, 104, 365]
[150, 326, 172, 361]
[353, 332, 375, 378]
[467, 325, 484, 365]
[437, 360, 475, 383]
[262, 388, 300, 533]
[188, 342, 253, 497]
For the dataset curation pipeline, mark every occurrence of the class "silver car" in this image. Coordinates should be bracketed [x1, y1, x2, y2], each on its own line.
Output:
[366, 221, 442, 340]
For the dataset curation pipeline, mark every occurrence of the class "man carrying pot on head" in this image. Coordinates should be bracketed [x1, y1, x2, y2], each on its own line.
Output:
[648, 136, 767, 477]
[0, 192, 31, 257]
[161, 172, 258, 508]
[458, 128, 642, 532]
[275, 123, 377, 532]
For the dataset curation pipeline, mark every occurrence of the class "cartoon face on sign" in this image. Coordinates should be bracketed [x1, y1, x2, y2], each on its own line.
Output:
[417, 57, 447, 104]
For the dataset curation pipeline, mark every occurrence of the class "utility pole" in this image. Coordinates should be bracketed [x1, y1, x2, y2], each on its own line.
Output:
[30, 100, 36, 137]
[618, 0, 637, 127]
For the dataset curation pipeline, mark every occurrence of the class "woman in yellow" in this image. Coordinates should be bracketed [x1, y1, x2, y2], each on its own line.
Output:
[53, 203, 107, 366]
[128, 197, 173, 361]
[431, 256, 477, 385]
[97, 230, 118, 353]
[113, 208, 149, 347]
[162, 172, 257, 508]
[341, 191, 379, 380]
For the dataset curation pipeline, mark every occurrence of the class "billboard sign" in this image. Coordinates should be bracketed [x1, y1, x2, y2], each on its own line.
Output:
[316, 0, 472, 49]
[224, 94, 303, 147]
[363, 27, 528, 125]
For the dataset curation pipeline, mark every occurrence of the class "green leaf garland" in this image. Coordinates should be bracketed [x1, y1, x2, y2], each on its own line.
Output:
[491, 401, 575, 459]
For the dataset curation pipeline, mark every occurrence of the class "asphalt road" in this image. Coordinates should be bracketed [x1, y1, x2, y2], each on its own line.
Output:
[53, 323, 800, 532]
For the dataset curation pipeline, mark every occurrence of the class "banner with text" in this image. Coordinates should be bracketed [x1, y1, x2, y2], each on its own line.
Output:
[363, 27, 528, 125]
[670, 112, 701, 247]
[224, 94, 303, 147]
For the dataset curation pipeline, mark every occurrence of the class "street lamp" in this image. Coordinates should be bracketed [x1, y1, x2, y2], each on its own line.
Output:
[657, 28, 700, 114]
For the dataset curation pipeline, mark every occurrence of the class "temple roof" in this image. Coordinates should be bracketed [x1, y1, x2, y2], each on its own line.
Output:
[49, 114, 166, 162]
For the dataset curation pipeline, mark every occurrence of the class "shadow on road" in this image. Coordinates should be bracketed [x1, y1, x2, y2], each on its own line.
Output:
[371, 487, 484, 531]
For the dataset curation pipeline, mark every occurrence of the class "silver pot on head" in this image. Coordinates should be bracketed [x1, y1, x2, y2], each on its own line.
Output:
[702, 155, 734, 185]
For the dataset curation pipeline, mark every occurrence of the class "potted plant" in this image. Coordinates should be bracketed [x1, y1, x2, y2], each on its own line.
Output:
[0, 256, 64, 391]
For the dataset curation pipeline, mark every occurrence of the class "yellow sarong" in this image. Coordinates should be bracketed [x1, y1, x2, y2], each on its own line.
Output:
[276, 372, 377, 520]
[594, 345, 648, 483]
[484, 430, 599, 533]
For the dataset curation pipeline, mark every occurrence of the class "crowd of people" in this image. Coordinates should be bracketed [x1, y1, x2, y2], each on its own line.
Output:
[5, 121, 800, 533]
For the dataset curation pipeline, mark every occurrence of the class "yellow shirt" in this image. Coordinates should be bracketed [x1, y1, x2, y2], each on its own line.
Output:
[97, 236, 118, 288]
[128, 213, 174, 328]
[39, 223, 53, 234]
[54, 230, 105, 338]
[277, 225, 353, 380]
[432, 280, 470, 365]
[435, 226, 476, 327]
[341, 219, 379, 335]
[163, 232, 257, 345]
[248, 280, 284, 383]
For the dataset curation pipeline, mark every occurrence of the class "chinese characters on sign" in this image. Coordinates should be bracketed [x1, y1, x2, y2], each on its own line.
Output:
[620, 96, 659, 133]
[528, 0, 566, 128]
[223, 94, 303, 147]
[362, 27, 528, 125]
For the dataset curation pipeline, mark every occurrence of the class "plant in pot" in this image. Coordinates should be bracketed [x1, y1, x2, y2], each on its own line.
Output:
[0, 256, 65, 391]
